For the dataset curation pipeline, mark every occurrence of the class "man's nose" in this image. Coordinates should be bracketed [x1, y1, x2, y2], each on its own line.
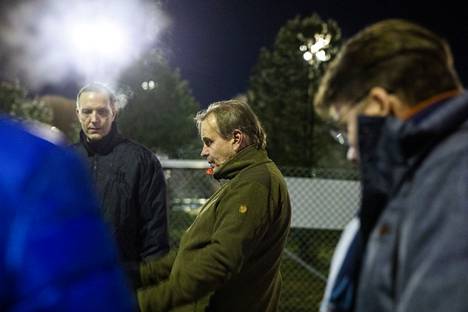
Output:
[90, 112, 99, 123]
[200, 145, 208, 157]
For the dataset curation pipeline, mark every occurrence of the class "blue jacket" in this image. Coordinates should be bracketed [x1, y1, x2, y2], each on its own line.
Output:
[0, 117, 135, 311]
[356, 92, 468, 311]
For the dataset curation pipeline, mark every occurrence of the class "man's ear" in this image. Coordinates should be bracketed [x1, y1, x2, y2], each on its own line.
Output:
[111, 106, 119, 121]
[367, 87, 393, 116]
[232, 129, 244, 151]
[369, 87, 408, 119]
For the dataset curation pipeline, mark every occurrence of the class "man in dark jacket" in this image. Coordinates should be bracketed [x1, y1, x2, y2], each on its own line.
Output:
[0, 116, 135, 311]
[73, 83, 169, 279]
[137, 99, 291, 311]
[315, 19, 468, 312]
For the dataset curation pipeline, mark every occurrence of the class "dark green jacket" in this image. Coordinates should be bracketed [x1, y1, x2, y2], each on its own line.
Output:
[138, 146, 291, 311]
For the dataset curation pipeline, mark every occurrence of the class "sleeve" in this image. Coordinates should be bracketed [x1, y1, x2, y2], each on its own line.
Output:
[139, 152, 170, 260]
[137, 181, 270, 312]
[8, 145, 136, 311]
[140, 250, 177, 286]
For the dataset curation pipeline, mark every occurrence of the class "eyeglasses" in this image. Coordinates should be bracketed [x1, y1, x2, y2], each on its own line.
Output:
[326, 90, 372, 148]
[329, 127, 349, 147]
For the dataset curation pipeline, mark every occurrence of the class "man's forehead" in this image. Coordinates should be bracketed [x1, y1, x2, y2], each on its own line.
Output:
[79, 91, 112, 106]
[80, 91, 110, 101]
[201, 115, 218, 133]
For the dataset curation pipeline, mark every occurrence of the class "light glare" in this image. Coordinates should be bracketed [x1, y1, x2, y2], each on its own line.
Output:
[300, 32, 332, 65]
[68, 19, 130, 62]
[0, 0, 171, 89]
[141, 80, 156, 91]
[303, 51, 313, 61]
[316, 50, 330, 62]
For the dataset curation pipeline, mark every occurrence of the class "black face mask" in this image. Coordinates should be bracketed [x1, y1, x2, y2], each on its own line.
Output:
[356, 115, 391, 241]
[356, 115, 388, 162]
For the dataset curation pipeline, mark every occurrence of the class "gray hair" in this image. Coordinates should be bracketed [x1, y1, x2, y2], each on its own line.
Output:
[195, 99, 267, 149]
[76, 82, 116, 108]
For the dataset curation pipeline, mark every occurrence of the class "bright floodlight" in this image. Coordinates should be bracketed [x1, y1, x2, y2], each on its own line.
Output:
[309, 33, 331, 53]
[0, 0, 170, 89]
[303, 51, 313, 62]
[68, 19, 130, 62]
[315, 50, 330, 62]
[301, 32, 332, 65]
[141, 80, 156, 91]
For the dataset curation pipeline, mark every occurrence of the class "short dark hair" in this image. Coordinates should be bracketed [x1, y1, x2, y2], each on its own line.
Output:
[314, 19, 462, 119]
[76, 82, 116, 108]
[195, 99, 267, 149]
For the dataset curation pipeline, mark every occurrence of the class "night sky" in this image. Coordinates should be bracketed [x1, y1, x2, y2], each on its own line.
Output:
[163, 0, 468, 107]
[27, 0, 468, 107]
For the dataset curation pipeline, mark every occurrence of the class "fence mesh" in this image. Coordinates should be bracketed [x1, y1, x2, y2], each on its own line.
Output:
[163, 163, 360, 312]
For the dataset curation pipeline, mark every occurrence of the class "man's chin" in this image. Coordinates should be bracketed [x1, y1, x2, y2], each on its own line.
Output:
[86, 133, 104, 141]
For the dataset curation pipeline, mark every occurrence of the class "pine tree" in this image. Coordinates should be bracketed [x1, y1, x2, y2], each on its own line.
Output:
[0, 80, 53, 125]
[248, 14, 350, 169]
[117, 50, 200, 158]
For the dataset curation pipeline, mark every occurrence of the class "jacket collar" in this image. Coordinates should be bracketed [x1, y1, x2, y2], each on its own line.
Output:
[399, 91, 468, 157]
[213, 145, 271, 180]
[80, 122, 126, 156]
[358, 91, 468, 166]
[357, 91, 468, 239]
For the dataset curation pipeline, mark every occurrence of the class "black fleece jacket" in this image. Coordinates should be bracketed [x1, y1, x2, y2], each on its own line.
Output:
[73, 123, 169, 265]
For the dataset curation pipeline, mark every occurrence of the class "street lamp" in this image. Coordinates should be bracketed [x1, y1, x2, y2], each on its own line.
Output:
[298, 28, 334, 167]
[299, 32, 332, 65]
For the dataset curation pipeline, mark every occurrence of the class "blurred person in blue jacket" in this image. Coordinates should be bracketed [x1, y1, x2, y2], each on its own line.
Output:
[0, 116, 135, 311]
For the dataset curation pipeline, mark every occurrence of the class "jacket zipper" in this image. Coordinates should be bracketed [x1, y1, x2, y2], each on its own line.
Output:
[93, 155, 98, 180]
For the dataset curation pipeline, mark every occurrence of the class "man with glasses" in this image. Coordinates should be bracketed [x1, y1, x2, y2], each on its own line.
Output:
[315, 19, 467, 311]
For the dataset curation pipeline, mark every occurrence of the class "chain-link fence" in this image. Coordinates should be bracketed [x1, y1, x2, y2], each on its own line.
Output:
[162, 160, 360, 312]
